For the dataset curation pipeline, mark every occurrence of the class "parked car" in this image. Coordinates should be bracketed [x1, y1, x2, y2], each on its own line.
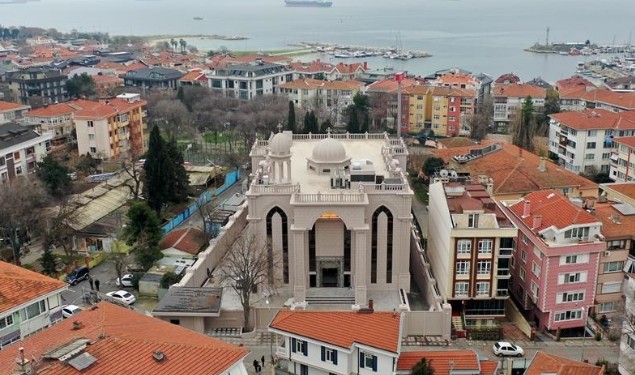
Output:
[66, 266, 90, 285]
[115, 273, 134, 287]
[492, 341, 524, 357]
[61, 305, 82, 319]
[106, 290, 136, 305]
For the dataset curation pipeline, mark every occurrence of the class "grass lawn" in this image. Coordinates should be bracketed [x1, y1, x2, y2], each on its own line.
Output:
[203, 132, 235, 144]
[410, 178, 429, 204]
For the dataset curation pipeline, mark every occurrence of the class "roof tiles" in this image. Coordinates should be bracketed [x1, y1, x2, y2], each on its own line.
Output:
[0, 261, 66, 314]
[525, 351, 604, 375]
[549, 109, 635, 130]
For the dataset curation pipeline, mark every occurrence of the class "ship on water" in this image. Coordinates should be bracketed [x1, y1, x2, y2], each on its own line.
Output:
[285, 0, 333, 7]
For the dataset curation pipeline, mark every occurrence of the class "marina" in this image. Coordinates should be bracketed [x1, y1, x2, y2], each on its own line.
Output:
[289, 41, 432, 60]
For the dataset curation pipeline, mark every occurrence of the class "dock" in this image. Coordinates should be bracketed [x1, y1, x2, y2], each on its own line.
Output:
[289, 41, 432, 60]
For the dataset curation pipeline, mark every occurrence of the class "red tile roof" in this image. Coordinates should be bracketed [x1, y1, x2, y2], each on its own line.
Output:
[525, 352, 605, 375]
[280, 78, 365, 91]
[495, 73, 521, 84]
[494, 84, 546, 98]
[27, 102, 76, 118]
[0, 101, 28, 112]
[508, 189, 599, 232]
[397, 350, 496, 375]
[27, 98, 146, 120]
[556, 75, 596, 92]
[594, 201, 635, 239]
[605, 182, 635, 199]
[159, 227, 206, 255]
[0, 261, 66, 314]
[549, 109, 635, 130]
[270, 310, 401, 353]
[179, 69, 207, 82]
[433, 142, 598, 196]
[615, 136, 635, 148]
[367, 77, 422, 93]
[582, 88, 635, 110]
[0, 302, 248, 375]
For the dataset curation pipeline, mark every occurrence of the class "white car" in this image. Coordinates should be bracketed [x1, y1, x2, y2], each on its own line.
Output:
[106, 290, 136, 305]
[115, 274, 134, 287]
[492, 341, 524, 357]
[61, 305, 82, 319]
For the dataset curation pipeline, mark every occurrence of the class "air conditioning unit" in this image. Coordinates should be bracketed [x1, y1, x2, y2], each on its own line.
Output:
[604, 250, 611, 257]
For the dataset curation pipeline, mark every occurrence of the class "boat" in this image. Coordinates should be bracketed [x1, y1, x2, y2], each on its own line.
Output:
[193, 17, 203, 20]
[285, 0, 333, 7]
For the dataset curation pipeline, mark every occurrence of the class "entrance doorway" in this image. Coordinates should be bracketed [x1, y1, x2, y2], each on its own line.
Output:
[321, 268, 339, 287]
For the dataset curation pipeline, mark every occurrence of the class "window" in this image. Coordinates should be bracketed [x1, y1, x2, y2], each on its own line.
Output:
[521, 250, 527, 263]
[586, 142, 596, 149]
[530, 281, 539, 298]
[87, 121, 94, 127]
[476, 282, 490, 296]
[628, 335, 635, 350]
[532, 261, 541, 277]
[291, 338, 307, 356]
[563, 255, 577, 264]
[608, 240, 625, 250]
[0, 314, 14, 329]
[25, 300, 46, 320]
[88, 134, 95, 141]
[521, 234, 528, 245]
[468, 214, 479, 228]
[588, 130, 597, 137]
[454, 282, 469, 297]
[359, 352, 378, 372]
[558, 271, 586, 284]
[585, 153, 595, 160]
[554, 310, 583, 322]
[477, 261, 491, 275]
[601, 282, 621, 294]
[519, 268, 526, 280]
[478, 240, 492, 255]
[0, 157, 4, 166]
[300, 364, 308, 375]
[602, 152, 611, 160]
[321, 346, 338, 364]
[557, 291, 584, 303]
[456, 261, 470, 275]
[564, 227, 590, 239]
[599, 302, 616, 313]
[457, 240, 471, 255]
[90, 147, 97, 153]
[604, 261, 624, 273]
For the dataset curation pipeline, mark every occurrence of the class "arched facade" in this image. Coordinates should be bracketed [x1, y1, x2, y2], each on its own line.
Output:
[371, 206, 394, 285]
[266, 206, 289, 284]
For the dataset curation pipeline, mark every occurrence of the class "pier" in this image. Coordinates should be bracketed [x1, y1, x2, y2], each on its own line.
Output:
[289, 41, 432, 60]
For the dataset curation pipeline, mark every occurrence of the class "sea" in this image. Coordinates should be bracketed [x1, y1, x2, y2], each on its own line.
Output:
[1, 0, 634, 82]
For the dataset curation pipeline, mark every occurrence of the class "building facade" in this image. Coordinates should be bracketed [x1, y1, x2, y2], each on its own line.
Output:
[207, 62, 293, 99]
[0, 101, 30, 124]
[247, 131, 412, 306]
[492, 84, 546, 133]
[123, 67, 184, 91]
[427, 181, 518, 327]
[500, 190, 604, 333]
[6, 67, 68, 108]
[610, 136, 635, 182]
[0, 122, 52, 184]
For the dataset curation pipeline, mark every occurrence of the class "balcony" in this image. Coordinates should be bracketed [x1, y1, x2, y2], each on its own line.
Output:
[275, 344, 288, 358]
[499, 248, 513, 257]
[496, 289, 509, 297]
[497, 268, 510, 277]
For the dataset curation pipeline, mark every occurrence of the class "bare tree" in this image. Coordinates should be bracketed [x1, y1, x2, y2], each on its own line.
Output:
[618, 280, 635, 373]
[42, 196, 82, 259]
[195, 195, 216, 242]
[121, 159, 143, 200]
[218, 232, 278, 330]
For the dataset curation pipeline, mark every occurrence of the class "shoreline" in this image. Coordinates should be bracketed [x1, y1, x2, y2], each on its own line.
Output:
[144, 34, 248, 44]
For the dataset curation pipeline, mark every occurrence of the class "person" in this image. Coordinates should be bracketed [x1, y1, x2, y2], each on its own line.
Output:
[94, 279, 100, 292]
[253, 359, 259, 373]
[88, 275, 94, 290]
[261, 355, 265, 368]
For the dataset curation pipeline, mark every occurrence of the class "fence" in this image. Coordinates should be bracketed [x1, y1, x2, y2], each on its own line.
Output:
[161, 169, 241, 234]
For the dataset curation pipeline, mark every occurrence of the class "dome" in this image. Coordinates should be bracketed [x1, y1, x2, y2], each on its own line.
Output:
[269, 132, 291, 156]
[311, 137, 347, 163]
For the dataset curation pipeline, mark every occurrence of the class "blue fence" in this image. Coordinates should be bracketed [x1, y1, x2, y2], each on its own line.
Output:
[161, 169, 241, 234]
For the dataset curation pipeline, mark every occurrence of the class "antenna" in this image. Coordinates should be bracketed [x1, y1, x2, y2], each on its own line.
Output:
[545, 26, 550, 46]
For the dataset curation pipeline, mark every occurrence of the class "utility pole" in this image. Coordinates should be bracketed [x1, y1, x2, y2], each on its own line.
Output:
[545, 26, 550, 46]
[395, 72, 404, 138]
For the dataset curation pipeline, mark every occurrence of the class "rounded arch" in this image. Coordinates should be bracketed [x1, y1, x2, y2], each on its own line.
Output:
[371, 205, 394, 284]
[266, 206, 289, 284]
[299, 207, 365, 231]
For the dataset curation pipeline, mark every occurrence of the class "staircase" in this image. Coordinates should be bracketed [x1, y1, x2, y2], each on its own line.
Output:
[306, 295, 356, 305]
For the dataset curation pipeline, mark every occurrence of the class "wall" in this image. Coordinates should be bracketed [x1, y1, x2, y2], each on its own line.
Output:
[505, 298, 533, 338]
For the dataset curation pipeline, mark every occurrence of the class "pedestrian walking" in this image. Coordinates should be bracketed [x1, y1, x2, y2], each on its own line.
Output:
[253, 359, 259, 373]
[261, 355, 265, 368]
[94, 279, 100, 292]
[88, 275, 94, 290]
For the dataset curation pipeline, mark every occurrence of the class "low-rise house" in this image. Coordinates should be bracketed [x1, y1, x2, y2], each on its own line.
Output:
[0, 100, 30, 124]
[526, 77, 554, 90]
[605, 75, 635, 92]
[178, 68, 207, 86]
[525, 351, 605, 375]
[494, 73, 521, 85]
[500, 190, 605, 334]
[92, 73, 124, 98]
[159, 227, 206, 259]
[0, 301, 249, 374]
[0, 261, 67, 349]
[396, 350, 499, 375]
[290, 60, 369, 81]
[123, 66, 184, 91]
[207, 61, 293, 99]
[610, 136, 635, 182]
[269, 310, 402, 375]
[0, 122, 51, 184]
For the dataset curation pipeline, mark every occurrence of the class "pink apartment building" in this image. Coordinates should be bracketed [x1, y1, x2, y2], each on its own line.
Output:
[500, 190, 604, 334]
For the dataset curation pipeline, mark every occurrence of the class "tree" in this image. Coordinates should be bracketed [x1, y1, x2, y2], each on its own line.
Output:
[36, 155, 72, 197]
[176, 86, 185, 102]
[512, 96, 536, 151]
[219, 232, 277, 330]
[320, 119, 332, 134]
[144, 126, 169, 213]
[411, 358, 435, 375]
[40, 247, 57, 276]
[41, 196, 82, 259]
[75, 152, 99, 176]
[65, 73, 96, 98]
[287, 101, 296, 132]
[346, 93, 370, 133]
[422, 156, 445, 178]
[469, 96, 493, 140]
[346, 107, 360, 133]
[123, 201, 162, 271]
[179, 38, 187, 52]
[304, 110, 318, 134]
[121, 159, 143, 200]
[170, 38, 177, 52]
[165, 137, 190, 204]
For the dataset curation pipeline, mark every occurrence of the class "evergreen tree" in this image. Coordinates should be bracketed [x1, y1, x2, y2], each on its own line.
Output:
[65, 73, 96, 98]
[287, 101, 296, 132]
[177, 86, 185, 102]
[123, 201, 163, 271]
[361, 112, 370, 133]
[144, 126, 169, 214]
[303, 111, 310, 133]
[347, 107, 360, 133]
[304, 110, 318, 134]
[40, 247, 57, 276]
[36, 155, 72, 197]
[411, 358, 435, 375]
[166, 137, 190, 203]
[309, 111, 319, 133]
[320, 119, 332, 134]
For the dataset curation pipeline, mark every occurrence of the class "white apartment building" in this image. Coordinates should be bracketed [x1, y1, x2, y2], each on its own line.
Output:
[0, 122, 51, 184]
[0, 101, 30, 124]
[492, 84, 546, 133]
[247, 131, 412, 306]
[269, 310, 402, 375]
[610, 137, 635, 182]
[427, 181, 518, 327]
[549, 109, 635, 174]
[207, 61, 293, 99]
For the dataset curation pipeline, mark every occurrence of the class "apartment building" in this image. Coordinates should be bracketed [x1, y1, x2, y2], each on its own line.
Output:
[207, 61, 293, 99]
[0, 101, 30, 124]
[25, 102, 76, 152]
[500, 190, 604, 333]
[428, 68, 493, 110]
[0, 122, 52, 184]
[404, 85, 429, 133]
[0, 261, 67, 349]
[5, 66, 68, 108]
[610, 136, 635, 182]
[279, 78, 366, 126]
[123, 66, 184, 91]
[548, 109, 635, 174]
[290, 60, 369, 81]
[492, 84, 546, 133]
[427, 182, 518, 327]
[269, 310, 402, 375]
[366, 77, 420, 135]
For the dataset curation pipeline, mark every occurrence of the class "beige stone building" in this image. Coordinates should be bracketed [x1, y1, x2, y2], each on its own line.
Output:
[247, 131, 412, 306]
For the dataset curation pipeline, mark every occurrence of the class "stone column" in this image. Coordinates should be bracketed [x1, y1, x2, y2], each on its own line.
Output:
[286, 160, 292, 183]
[291, 227, 307, 303]
[353, 227, 369, 306]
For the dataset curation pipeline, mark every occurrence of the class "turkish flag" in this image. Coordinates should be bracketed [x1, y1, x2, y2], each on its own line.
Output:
[395, 72, 404, 82]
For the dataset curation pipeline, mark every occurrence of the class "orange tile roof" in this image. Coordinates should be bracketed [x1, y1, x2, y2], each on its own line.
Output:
[367, 77, 421, 93]
[494, 83, 547, 98]
[159, 227, 206, 255]
[0, 100, 28, 112]
[549, 109, 635, 130]
[435, 72, 478, 86]
[280, 78, 365, 91]
[433, 142, 598, 196]
[615, 136, 635, 148]
[479, 360, 500, 375]
[525, 352, 605, 375]
[582, 88, 635, 110]
[290, 60, 336, 74]
[559, 85, 592, 100]
[26, 98, 146, 120]
[0, 302, 248, 375]
[27, 102, 76, 118]
[91, 74, 123, 84]
[0, 261, 66, 314]
[606, 182, 635, 199]
[334, 62, 366, 74]
[179, 69, 207, 82]
[495, 73, 521, 84]
[508, 189, 600, 232]
[556, 75, 596, 92]
[593, 201, 635, 239]
[397, 350, 489, 375]
[270, 310, 401, 353]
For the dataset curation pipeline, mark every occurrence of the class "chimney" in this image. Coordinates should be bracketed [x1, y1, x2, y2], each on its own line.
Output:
[523, 200, 531, 217]
[368, 299, 374, 310]
[538, 157, 547, 172]
[532, 215, 542, 229]
[485, 178, 494, 196]
[363, 61, 368, 70]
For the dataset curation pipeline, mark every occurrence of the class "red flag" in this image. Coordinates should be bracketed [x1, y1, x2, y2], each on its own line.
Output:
[395, 72, 404, 82]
